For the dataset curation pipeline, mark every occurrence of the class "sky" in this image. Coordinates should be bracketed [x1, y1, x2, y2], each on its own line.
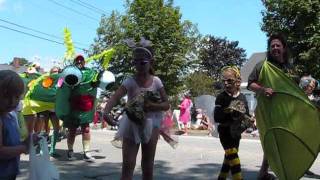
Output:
[0, 0, 267, 71]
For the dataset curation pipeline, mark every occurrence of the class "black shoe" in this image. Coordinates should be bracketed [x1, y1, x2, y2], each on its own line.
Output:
[67, 150, 76, 161]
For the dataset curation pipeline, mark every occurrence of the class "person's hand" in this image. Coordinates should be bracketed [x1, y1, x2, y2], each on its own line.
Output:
[144, 100, 156, 112]
[22, 133, 40, 154]
[262, 87, 274, 97]
[104, 113, 118, 126]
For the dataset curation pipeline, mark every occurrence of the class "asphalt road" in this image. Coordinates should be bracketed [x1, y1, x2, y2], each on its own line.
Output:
[17, 129, 320, 180]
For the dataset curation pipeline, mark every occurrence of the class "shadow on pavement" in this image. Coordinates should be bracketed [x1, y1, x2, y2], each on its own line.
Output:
[18, 149, 258, 180]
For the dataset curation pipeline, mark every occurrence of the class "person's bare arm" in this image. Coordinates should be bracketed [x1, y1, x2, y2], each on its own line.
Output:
[249, 82, 274, 97]
[104, 86, 127, 114]
[0, 120, 27, 160]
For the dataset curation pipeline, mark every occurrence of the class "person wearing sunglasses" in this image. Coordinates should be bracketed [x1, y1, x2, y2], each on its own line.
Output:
[214, 66, 249, 180]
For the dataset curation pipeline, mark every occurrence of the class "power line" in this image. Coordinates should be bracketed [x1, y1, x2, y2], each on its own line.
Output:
[0, 24, 87, 51]
[47, 0, 100, 22]
[0, 18, 89, 47]
[69, 0, 106, 15]
[29, 0, 96, 33]
[77, 0, 109, 15]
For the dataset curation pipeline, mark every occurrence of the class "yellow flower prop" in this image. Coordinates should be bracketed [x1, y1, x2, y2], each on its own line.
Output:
[63, 27, 75, 61]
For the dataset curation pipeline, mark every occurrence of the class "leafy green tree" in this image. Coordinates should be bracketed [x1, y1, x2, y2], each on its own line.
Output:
[184, 71, 216, 97]
[198, 35, 247, 81]
[89, 0, 200, 95]
[261, 0, 320, 77]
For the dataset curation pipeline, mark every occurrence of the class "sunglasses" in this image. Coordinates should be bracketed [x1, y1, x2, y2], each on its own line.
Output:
[221, 78, 236, 84]
[133, 58, 151, 65]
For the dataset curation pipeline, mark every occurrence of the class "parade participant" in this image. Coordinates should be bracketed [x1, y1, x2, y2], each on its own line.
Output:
[214, 66, 249, 180]
[248, 34, 320, 180]
[0, 70, 28, 180]
[56, 55, 97, 162]
[20, 64, 42, 134]
[103, 38, 169, 180]
[22, 65, 61, 156]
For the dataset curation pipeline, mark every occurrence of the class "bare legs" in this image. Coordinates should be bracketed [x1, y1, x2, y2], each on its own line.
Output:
[121, 128, 159, 180]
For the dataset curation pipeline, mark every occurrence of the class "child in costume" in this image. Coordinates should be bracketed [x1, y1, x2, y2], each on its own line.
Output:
[20, 65, 42, 134]
[0, 70, 29, 180]
[214, 66, 249, 180]
[22, 66, 61, 156]
[103, 38, 170, 179]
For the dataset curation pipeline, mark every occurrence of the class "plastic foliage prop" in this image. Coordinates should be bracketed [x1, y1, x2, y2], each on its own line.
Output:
[86, 48, 115, 70]
[63, 27, 75, 62]
[125, 91, 161, 126]
[255, 61, 320, 180]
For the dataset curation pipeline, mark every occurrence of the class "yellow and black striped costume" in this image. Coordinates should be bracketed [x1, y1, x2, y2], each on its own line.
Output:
[214, 91, 249, 180]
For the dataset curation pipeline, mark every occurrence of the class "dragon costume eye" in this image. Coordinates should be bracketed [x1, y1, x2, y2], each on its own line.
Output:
[42, 77, 54, 88]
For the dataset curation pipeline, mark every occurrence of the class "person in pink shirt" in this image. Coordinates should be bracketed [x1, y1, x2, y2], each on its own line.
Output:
[179, 93, 192, 135]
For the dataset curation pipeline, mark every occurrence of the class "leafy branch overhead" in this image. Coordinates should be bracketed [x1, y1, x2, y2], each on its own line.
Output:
[261, 0, 320, 78]
[89, 0, 200, 95]
[198, 35, 247, 81]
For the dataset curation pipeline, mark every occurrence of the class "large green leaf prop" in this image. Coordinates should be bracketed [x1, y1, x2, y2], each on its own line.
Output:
[256, 61, 320, 180]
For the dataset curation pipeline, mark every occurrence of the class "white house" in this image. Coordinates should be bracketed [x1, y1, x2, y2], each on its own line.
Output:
[240, 52, 266, 114]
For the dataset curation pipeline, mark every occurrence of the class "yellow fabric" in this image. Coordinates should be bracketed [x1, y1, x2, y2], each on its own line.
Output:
[229, 158, 240, 166]
[225, 148, 237, 155]
[83, 140, 90, 152]
[232, 172, 242, 180]
[22, 98, 54, 115]
[218, 172, 228, 179]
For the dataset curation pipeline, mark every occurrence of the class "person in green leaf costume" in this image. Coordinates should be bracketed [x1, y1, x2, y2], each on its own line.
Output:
[55, 54, 114, 162]
[22, 66, 61, 156]
[248, 34, 320, 180]
[20, 65, 42, 134]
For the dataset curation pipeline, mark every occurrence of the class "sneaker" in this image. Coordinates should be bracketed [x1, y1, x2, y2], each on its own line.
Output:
[67, 150, 76, 161]
[83, 152, 95, 162]
[111, 139, 122, 149]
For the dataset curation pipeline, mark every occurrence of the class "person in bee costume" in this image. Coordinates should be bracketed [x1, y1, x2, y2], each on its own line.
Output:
[56, 54, 115, 162]
[214, 66, 250, 180]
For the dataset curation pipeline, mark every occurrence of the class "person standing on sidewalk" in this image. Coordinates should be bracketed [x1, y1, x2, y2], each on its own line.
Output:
[178, 93, 192, 135]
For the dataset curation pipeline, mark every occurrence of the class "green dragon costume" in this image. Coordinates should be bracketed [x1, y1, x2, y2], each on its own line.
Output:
[255, 61, 320, 180]
[55, 66, 99, 127]
[22, 73, 60, 115]
[21, 71, 61, 155]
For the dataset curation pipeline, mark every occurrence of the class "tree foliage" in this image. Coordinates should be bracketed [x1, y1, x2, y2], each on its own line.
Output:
[198, 35, 247, 81]
[261, 0, 320, 77]
[184, 71, 216, 97]
[89, 0, 200, 95]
